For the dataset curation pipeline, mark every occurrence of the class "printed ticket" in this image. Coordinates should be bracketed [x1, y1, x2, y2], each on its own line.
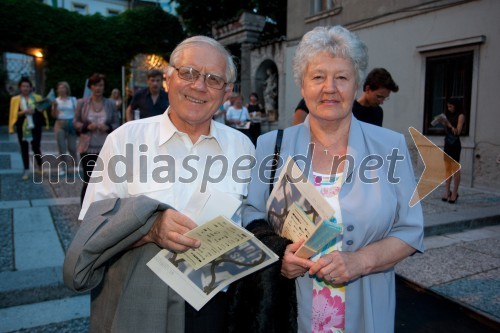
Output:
[281, 202, 316, 242]
[177, 216, 253, 270]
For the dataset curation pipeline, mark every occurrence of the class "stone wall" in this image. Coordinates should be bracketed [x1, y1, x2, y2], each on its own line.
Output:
[472, 142, 500, 190]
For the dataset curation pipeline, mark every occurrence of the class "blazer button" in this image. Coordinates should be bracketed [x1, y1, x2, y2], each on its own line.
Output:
[346, 225, 354, 232]
[346, 240, 353, 246]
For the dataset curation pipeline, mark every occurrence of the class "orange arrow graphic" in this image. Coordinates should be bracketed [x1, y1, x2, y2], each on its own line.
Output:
[408, 127, 461, 207]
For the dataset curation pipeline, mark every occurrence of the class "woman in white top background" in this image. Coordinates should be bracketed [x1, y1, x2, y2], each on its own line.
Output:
[52, 81, 78, 175]
[225, 94, 249, 128]
[109, 88, 123, 123]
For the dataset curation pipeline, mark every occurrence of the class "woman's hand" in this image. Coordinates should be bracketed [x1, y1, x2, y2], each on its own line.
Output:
[308, 251, 366, 285]
[281, 240, 314, 279]
[52, 102, 60, 118]
[20, 108, 33, 116]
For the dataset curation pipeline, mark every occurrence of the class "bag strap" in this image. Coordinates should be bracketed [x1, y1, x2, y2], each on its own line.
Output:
[269, 129, 284, 194]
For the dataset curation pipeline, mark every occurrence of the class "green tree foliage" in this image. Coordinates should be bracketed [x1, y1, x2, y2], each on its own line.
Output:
[173, 0, 287, 37]
[0, 0, 184, 113]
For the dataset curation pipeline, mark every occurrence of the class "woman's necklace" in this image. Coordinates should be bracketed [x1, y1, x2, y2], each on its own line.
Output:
[311, 132, 336, 155]
[91, 99, 103, 113]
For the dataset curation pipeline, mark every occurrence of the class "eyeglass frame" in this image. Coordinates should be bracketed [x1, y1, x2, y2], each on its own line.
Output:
[375, 94, 390, 101]
[171, 66, 228, 90]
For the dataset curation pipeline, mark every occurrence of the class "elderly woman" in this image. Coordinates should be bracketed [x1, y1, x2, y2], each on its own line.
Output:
[73, 73, 119, 204]
[229, 26, 424, 332]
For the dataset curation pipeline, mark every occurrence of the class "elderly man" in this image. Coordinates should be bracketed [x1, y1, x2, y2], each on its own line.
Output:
[64, 36, 254, 333]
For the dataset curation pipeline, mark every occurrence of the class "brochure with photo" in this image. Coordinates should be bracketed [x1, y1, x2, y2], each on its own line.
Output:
[266, 157, 343, 258]
[147, 188, 278, 310]
[147, 217, 278, 310]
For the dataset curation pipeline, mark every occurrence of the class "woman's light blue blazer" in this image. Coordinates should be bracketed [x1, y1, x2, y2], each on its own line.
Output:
[243, 115, 425, 333]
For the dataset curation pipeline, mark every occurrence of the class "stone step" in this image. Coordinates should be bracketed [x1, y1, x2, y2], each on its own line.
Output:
[0, 266, 81, 309]
[0, 294, 89, 332]
[13, 206, 65, 271]
[3, 317, 90, 333]
[424, 205, 500, 236]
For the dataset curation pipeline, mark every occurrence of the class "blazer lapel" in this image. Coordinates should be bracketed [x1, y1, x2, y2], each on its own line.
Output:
[344, 116, 368, 184]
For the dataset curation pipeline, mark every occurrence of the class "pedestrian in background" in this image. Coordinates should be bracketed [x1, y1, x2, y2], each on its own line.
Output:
[441, 97, 465, 203]
[109, 88, 123, 123]
[125, 69, 169, 121]
[73, 73, 119, 204]
[51, 81, 78, 176]
[246, 92, 263, 145]
[225, 94, 250, 128]
[293, 98, 309, 125]
[8, 77, 45, 180]
[352, 67, 399, 126]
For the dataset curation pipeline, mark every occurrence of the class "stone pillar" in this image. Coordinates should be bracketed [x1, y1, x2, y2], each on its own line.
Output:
[240, 42, 252, 100]
[34, 57, 45, 95]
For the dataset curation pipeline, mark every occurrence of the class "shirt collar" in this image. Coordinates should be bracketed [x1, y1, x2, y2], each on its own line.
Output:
[158, 107, 223, 152]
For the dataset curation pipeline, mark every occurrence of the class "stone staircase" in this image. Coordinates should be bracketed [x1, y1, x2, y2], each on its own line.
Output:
[0, 129, 89, 332]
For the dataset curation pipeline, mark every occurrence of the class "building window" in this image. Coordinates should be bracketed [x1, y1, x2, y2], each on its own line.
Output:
[423, 51, 472, 135]
[72, 2, 87, 15]
[107, 9, 120, 17]
[306, 0, 342, 22]
[311, 0, 338, 14]
[3, 52, 36, 95]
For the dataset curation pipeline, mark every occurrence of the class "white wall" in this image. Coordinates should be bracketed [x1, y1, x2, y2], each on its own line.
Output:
[354, 0, 499, 188]
[45, 0, 127, 16]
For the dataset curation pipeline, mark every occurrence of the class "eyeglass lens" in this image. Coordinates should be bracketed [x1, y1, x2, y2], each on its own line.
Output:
[177, 67, 225, 89]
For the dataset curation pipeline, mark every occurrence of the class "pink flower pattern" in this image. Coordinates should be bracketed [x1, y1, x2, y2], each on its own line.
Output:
[311, 172, 345, 332]
[312, 287, 345, 332]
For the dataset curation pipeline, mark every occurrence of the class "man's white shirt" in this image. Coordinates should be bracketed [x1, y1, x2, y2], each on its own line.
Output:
[79, 109, 255, 221]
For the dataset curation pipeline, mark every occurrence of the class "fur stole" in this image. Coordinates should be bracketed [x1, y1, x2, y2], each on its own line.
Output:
[226, 219, 298, 333]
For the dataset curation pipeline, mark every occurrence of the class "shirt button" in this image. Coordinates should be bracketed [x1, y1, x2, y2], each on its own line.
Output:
[346, 240, 353, 246]
[347, 225, 354, 232]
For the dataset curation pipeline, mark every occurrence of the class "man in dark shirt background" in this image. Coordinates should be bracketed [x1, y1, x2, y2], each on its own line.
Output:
[126, 69, 169, 121]
[352, 68, 398, 126]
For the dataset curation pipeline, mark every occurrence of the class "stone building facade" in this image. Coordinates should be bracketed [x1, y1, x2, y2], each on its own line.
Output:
[281, 0, 500, 191]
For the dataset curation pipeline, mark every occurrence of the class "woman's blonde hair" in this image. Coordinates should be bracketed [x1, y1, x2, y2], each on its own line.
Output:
[57, 81, 71, 96]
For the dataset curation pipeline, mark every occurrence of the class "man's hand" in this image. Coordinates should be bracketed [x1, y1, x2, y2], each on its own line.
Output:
[140, 209, 201, 252]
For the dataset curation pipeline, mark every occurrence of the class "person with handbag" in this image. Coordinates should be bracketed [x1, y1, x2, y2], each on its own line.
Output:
[441, 98, 465, 203]
[229, 26, 424, 332]
[8, 77, 46, 180]
[73, 73, 119, 204]
[52, 81, 78, 176]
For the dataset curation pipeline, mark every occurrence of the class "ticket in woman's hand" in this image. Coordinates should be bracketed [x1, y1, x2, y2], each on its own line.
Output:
[295, 218, 343, 258]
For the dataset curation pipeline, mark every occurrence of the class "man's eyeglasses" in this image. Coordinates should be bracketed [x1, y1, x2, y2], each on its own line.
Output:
[173, 66, 227, 90]
[376, 94, 390, 101]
